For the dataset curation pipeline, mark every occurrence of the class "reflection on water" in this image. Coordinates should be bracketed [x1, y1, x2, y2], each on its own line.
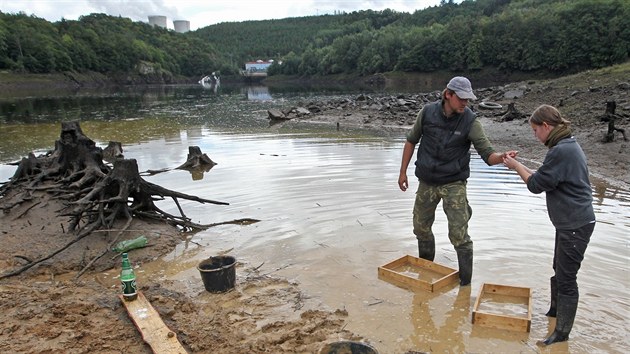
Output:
[477, 294, 529, 317]
[410, 286, 475, 353]
[245, 85, 272, 101]
[0, 86, 628, 353]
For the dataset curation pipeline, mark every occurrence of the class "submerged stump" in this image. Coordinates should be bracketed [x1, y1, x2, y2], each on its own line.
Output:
[176, 146, 216, 171]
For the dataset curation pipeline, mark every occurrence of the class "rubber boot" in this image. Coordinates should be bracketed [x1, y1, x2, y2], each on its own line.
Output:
[540, 294, 578, 346]
[546, 276, 557, 317]
[455, 246, 473, 286]
[417, 239, 435, 261]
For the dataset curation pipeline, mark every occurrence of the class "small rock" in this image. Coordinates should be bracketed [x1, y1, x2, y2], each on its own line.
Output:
[267, 109, 286, 119]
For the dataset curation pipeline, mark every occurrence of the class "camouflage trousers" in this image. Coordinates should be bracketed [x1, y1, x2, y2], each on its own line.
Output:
[413, 179, 473, 250]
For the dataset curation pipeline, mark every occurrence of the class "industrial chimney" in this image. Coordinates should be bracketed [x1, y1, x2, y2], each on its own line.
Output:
[173, 20, 190, 33]
[148, 15, 167, 29]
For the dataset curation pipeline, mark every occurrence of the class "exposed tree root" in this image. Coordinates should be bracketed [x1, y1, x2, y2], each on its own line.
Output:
[0, 220, 101, 280]
[0, 121, 235, 279]
[74, 216, 133, 280]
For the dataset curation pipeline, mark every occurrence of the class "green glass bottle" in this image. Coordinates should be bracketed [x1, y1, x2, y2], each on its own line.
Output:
[120, 253, 138, 301]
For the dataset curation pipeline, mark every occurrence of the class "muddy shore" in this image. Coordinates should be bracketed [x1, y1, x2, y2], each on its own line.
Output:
[0, 64, 629, 353]
[286, 66, 630, 189]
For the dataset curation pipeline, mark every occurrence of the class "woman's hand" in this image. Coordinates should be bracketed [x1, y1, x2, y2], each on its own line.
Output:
[503, 155, 520, 170]
[503, 154, 534, 183]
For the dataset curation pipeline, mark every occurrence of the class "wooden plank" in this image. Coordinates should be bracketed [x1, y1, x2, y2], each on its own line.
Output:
[526, 288, 533, 332]
[378, 267, 432, 291]
[380, 255, 411, 269]
[472, 312, 530, 332]
[407, 256, 455, 275]
[483, 283, 530, 297]
[432, 271, 460, 292]
[119, 291, 188, 354]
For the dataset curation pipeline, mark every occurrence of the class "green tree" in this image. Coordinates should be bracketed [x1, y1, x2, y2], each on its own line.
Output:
[397, 25, 444, 72]
[1, 0, 629, 78]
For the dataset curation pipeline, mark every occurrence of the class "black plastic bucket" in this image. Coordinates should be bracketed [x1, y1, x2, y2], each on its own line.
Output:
[197, 256, 236, 293]
[318, 341, 379, 354]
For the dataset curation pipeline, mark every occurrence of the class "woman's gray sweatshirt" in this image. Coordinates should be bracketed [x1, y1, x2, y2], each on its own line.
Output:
[527, 137, 595, 229]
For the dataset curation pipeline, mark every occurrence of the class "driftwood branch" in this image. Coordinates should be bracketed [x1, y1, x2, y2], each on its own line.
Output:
[0, 222, 100, 280]
[74, 216, 133, 280]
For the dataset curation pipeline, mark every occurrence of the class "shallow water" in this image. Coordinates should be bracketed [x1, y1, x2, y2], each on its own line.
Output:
[134, 132, 629, 354]
[1, 85, 628, 353]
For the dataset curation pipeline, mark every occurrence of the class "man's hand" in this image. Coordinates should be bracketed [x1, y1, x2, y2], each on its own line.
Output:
[490, 150, 519, 165]
[398, 173, 409, 191]
[504, 150, 519, 158]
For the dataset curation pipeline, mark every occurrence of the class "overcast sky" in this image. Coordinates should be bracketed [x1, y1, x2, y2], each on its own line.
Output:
[0, 0, 444, 31]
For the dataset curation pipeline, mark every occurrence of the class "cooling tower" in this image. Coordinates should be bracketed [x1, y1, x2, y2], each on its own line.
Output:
[148, 15, 167, 29]
[173, 20, 190, 33]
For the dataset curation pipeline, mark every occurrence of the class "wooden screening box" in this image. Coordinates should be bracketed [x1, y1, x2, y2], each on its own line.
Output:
[378, 255, 459, 292]
[472, 283, 532, 332]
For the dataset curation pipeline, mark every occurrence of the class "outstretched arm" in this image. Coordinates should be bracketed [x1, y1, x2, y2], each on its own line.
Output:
[503, 155, 534, 183]
[469, 120, 518, 165]
[488, 150, 519, 165]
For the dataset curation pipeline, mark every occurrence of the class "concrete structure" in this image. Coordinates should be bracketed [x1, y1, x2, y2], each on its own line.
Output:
[241, 60, 274, 82]
[244, 60, 274, 73]
[148, 15, 167, 29]
[173, 20, 190, 33]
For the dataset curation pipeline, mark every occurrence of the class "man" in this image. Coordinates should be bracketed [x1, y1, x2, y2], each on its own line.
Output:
[397, 76, 517, 286]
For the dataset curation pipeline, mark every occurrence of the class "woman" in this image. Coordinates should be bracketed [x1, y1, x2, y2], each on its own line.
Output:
[503, 104, 595, 346]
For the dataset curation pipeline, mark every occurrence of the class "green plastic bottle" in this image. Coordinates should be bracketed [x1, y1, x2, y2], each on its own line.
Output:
[113, 236, 148, 253]
[120, 253, 138, 301]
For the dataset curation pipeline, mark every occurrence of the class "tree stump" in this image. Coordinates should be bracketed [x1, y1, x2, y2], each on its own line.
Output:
[176, 146, 216, 170]
[1, 121, 228, 234]
[499, 103, 527, 122]
[600, 101, 628, 143]
[103, 141, 124, 162]
[0, 122, 268, 279]
[175, 146, 217, 180]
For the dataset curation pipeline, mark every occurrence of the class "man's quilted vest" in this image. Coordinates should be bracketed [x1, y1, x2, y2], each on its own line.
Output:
[415, 102, 476, 185]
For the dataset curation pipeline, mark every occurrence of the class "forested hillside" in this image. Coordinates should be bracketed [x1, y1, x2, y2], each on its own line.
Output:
[0, 13, 223, 77]
[0, 0, 628, 80]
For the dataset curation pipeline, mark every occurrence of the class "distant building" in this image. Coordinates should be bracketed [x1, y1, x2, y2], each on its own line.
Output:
[173, 20, 190, 33]
[241, 60, 274, 82]
[148, 15, 167, 28]
[244, 59, 274, 73]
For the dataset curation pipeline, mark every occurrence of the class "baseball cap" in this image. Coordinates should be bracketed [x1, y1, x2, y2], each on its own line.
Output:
[447, 76, 477, 100]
